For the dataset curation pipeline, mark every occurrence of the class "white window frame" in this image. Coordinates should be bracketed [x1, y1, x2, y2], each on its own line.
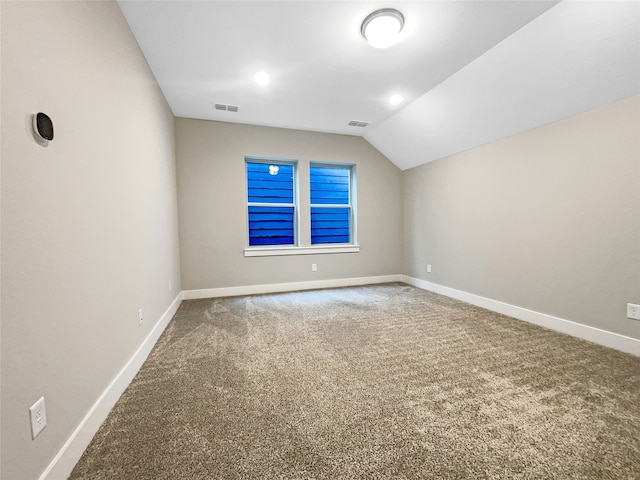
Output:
[244, 159, 359, 257]
[309, 162, 357, 246]
[245, 156, 299, 248]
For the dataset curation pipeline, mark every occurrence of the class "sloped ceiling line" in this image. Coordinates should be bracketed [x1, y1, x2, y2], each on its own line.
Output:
[365, 1, 640, 170]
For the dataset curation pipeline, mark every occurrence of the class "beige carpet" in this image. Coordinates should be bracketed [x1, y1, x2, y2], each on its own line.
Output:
[69, 283, 640, 479]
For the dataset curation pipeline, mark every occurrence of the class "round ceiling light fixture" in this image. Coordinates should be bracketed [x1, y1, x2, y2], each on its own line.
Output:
[361, 8, 404, 49]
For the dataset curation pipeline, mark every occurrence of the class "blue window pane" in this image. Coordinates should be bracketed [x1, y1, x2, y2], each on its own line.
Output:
[310, 166, 349, 205]
[247, 163, 294, 204]
[310, 165, 351, 244]
[248, 206, 295, 246]
[311, 207, 350, 244]
[246, 161, 296, 247]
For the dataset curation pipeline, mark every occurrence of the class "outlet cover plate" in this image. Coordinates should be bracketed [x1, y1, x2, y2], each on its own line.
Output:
[627, 303, 640, 320]
[30, 396, 47, 439]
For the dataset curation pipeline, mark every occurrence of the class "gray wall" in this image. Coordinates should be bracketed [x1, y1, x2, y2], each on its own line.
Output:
[1, 2, 181, 479]
[176, 119, 403, 290]
[403, 96, 640, 339]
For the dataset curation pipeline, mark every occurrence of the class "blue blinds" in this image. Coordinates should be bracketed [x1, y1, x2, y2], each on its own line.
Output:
[246, 162, 295, 246]
[310, 165, 351, 244]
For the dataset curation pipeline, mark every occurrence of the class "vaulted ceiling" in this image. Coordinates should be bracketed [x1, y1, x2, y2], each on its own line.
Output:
[118, 1, 640, 170]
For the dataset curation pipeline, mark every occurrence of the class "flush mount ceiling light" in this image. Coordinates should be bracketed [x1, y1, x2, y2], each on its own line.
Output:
[361, 8, 404, 49]
[253, 71, 270, 86]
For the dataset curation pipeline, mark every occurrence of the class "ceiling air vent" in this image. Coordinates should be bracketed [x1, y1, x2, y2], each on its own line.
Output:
[348, 120, 369, 128]
[214, 103, 239, 112]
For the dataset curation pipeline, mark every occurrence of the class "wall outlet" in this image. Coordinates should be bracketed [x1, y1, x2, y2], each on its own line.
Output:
[169, 280, 172, 291]
[138, 308, 144, 326]
[312, 263, 317, 272]
[427, 264, 432, 273]
[627, 303, 640, 320]
[29, 396, 47, 439]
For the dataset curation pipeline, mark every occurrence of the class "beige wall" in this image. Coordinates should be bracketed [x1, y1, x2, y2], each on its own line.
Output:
[176, 119, 403, 290]
[0, 2, 181, 479]
[403, 96, 640, 339]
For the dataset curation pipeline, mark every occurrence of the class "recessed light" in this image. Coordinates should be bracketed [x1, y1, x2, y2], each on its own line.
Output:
[361, 9, 405, 49]
[389, 94, 404, 105]
[254, 71, 270, 86]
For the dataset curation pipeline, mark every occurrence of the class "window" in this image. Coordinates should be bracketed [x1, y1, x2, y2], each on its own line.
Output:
[245, 159, 358, 256]
[246, 159, 297, 246]
[310, 163, 354, 244]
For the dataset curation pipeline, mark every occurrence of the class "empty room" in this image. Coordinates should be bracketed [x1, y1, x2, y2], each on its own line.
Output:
[1, 1, 639, 479]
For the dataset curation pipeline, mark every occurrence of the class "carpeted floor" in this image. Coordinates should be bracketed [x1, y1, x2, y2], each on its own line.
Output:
[69, 283, 640, 479]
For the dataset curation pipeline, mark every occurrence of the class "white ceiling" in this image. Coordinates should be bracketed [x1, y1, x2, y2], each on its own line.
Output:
[118, 1, 640, 170]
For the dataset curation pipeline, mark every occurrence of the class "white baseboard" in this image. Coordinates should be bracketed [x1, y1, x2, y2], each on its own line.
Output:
[40, 293, 183, 480]
[402, 275, 640, 357]
[182, 274, 403, 300]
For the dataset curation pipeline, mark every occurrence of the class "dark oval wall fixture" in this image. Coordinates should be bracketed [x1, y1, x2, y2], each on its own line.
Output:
[32, 112, 54, 143]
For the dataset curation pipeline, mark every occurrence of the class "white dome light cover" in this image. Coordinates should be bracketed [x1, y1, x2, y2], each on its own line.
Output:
[361, 8, 404, 49]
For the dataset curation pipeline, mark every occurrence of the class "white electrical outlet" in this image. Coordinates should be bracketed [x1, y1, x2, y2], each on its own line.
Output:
[29, 396, 47, 439]
[138, 308, 144, 326]
[427, 264, 432, 273]
[169, 280, 172, 291]
[312, 263, 317, 272]
[627, 303, 640, 321]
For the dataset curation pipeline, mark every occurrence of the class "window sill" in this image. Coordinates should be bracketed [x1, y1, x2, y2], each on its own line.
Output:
[244, 245, 360, 257]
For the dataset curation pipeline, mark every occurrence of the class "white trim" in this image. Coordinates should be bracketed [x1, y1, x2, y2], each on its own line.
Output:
[182, 274, 401, 299]
[40, 294, 183, 480]
[244, 245, 360, 257]
[402, 275, 640, 357]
